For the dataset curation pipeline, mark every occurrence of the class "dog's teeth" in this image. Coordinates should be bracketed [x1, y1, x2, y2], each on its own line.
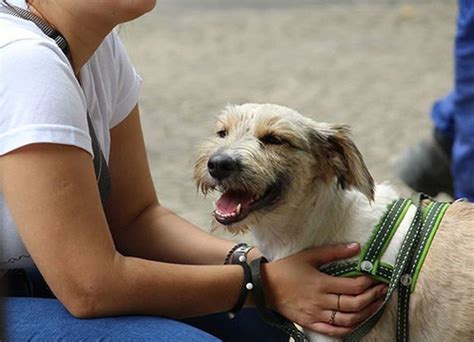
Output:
[236, 203, 241, 215]
[215, 208, 239, 220]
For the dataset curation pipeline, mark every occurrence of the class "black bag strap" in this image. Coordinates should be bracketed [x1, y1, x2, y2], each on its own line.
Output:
[0, 3, 111, 205]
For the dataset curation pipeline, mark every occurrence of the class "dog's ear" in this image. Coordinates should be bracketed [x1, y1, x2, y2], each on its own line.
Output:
[308, 123, 375, 201]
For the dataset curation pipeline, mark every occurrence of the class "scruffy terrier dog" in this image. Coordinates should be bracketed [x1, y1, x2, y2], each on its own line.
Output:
[194, 103, 473, 341]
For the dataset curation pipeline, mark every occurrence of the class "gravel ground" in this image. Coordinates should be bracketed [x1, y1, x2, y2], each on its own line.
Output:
[120, 0, 456, 239]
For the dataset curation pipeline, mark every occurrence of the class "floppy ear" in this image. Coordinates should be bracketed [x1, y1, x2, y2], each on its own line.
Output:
[308, 123, 375, 201]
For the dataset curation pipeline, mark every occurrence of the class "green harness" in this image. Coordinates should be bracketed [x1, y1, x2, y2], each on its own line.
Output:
[321, 194, 450, 342]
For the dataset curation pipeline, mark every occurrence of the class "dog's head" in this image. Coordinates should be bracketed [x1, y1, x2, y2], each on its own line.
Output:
[194, 103, 374, 233]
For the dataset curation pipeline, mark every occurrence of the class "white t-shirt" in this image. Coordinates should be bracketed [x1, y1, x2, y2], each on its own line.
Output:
[0, 0, 142, 270]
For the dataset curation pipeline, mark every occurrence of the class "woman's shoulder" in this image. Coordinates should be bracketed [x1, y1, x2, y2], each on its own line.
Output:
[0, 17, 90, 158]
[0, 15, 72, 73]
[0, 13, 55, 47]
[1, 30, 80, 102]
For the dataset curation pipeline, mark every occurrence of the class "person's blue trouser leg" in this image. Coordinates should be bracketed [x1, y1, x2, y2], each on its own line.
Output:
[4, 297, 219, 341]
[431, 0, 474, 201]
[4, 297, 288, 341]
[183, 308, 288, 342]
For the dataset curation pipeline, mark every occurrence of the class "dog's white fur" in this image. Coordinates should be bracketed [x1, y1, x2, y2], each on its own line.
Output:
[194, 103, 474, 341]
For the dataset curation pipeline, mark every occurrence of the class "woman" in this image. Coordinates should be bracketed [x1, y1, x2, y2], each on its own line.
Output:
[0, 0, 386, 340]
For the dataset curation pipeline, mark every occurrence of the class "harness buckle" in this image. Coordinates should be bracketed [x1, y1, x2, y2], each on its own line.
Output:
[400, 274, 412, 287]
[360, 260, 373, 272]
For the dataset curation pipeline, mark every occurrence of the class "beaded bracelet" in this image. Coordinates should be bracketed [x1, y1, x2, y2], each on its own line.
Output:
[229, 244, 254, 264]
[224, 243, 253, 265]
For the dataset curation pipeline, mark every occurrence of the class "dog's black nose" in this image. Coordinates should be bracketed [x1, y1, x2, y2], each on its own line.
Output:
[207, 154, 239, 180]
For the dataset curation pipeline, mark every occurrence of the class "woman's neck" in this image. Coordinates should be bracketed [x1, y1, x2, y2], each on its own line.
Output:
[28, 1, 116, 75]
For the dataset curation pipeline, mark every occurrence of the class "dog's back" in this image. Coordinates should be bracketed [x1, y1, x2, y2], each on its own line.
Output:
[367, 201, 474, 341]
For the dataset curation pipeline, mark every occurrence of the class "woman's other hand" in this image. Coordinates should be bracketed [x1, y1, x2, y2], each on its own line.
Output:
[261, 243, 387, 337]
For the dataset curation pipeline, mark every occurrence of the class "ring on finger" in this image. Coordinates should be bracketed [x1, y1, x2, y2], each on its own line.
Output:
[328, 309, 337, 325]
[337, 294, 341, 311]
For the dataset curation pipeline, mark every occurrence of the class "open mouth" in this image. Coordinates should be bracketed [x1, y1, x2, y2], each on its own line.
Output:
[213, 181, 283, 225]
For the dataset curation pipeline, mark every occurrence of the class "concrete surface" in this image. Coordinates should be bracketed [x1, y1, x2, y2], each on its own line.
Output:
[120, 0, 456, 240]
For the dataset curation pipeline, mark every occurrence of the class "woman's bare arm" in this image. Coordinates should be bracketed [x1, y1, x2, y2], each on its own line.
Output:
[0, 140, 245, 318]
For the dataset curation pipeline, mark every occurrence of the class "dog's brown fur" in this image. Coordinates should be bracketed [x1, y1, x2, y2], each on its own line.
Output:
[194, 103, 474, 341]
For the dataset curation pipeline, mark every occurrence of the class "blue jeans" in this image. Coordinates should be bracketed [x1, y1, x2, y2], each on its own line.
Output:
[431, 0, 474, 201]
[3, 297, 288, 341]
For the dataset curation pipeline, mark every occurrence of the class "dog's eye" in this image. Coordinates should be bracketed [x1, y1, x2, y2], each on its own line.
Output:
[260, 134, 285, 145]
[216, 130, 228, 138]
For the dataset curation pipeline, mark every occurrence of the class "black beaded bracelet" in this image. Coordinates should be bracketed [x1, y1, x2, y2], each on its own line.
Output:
[224, 243, 251, 265]
[230, 244, 254, 264]
[228, 261, 253, 319]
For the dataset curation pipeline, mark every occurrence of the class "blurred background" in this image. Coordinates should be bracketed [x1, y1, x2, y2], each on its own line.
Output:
[121, 0, 456, 239]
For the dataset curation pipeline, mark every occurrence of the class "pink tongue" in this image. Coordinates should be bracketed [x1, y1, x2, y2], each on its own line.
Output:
[216, 191, 253, 215]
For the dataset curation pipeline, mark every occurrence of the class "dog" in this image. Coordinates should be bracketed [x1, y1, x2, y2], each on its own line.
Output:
[194, 103, 474, 341]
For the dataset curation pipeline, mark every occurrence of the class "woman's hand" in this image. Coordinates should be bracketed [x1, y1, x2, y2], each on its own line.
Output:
[261, 243, 387, 337]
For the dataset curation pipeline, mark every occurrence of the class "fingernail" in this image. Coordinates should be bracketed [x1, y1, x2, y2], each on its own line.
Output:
[347, 242, 359, 249]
